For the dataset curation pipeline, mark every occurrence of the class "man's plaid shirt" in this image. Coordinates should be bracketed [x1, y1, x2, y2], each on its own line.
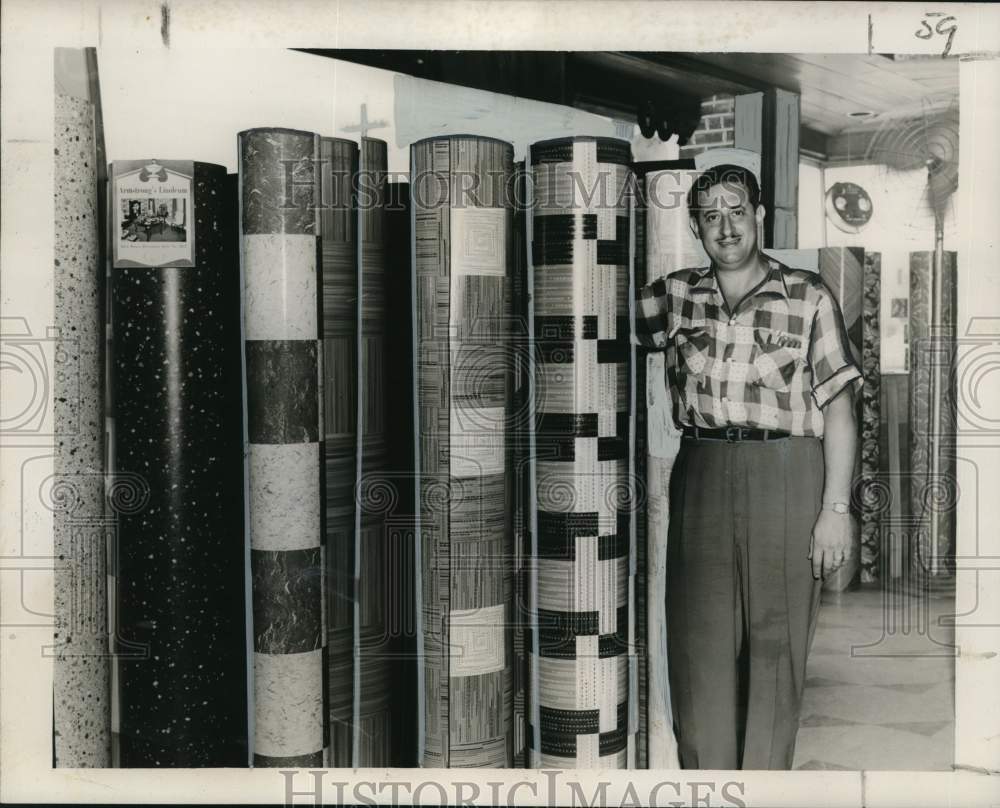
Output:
[636, 258, 862, 437]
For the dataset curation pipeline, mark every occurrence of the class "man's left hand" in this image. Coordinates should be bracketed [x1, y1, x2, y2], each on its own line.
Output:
[808, 510, 854, 579]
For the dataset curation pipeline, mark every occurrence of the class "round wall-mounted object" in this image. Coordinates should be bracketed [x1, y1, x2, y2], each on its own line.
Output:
[825, 181, 874, 233]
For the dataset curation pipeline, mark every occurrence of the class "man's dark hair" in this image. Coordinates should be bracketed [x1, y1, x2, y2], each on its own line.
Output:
[686, 164, 761, 217]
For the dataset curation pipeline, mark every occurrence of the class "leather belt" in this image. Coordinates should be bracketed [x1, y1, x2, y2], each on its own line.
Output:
[682, 425, 791, 442]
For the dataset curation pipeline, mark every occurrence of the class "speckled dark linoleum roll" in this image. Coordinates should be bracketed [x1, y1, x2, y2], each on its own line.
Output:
[111, 161, 248, 767]
[53, 83, 111, 768]
[412, 135, 516, 768]
[240, 127, 328, 767]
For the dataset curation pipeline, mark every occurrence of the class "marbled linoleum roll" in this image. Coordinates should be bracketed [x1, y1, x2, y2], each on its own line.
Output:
[860, 252, 881, 583]
[908, 250, 958, 579]
[527, 136, 635, 769]
[53, 90, 111, 768]
[112, 161, 247, 767]
[240, 127, 327, 767]
[412, 135, 515, 768]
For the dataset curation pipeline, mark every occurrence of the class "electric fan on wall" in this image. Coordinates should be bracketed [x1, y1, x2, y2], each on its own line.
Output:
[866, 103, 960, 581]
[866, 103, 959, 236]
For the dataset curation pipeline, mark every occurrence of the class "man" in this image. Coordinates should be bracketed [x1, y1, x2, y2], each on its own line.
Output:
[636, 163, 860, 770]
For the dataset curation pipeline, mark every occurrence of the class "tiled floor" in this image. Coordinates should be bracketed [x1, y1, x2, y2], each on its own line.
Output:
[792, 583, 955, 771]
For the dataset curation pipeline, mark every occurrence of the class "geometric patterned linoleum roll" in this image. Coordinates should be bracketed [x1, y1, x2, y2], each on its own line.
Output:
[412, 135, 515, 768]
[53, 89, 111, 768]
[860, 251, 882, 583]
[318, 135, 358, 767]
[908, 250, 958, 580]
[111, 161, 248, 766]
[527, 136, 635, 769]
[240, 127, 327, 767]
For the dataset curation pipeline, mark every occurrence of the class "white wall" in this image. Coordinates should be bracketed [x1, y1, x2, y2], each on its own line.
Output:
[797, 159, 825, 248]
[98, 48, 620, 175]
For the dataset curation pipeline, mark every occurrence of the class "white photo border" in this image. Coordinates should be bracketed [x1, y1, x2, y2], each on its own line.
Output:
[2, 1, 998, 805]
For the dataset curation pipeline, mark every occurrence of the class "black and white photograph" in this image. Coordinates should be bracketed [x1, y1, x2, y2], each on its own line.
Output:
[120, 198, 187, 242]
[1, 2, 999, 806]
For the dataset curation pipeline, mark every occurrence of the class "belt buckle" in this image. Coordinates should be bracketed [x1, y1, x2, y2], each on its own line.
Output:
[725, 426, 741, 443]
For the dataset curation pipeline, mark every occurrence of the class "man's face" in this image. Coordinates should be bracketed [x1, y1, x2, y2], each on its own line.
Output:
[690, 179, 765, 270]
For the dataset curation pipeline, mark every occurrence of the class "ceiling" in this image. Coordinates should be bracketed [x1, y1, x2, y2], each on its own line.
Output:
[305, 50, 960, 162]
[686, 52, 959, 137]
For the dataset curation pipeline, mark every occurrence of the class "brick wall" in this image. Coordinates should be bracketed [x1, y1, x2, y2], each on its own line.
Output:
[678, 94, 735, 159]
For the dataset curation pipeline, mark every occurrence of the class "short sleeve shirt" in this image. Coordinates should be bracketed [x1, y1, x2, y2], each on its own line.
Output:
[635, 258, 862, 437]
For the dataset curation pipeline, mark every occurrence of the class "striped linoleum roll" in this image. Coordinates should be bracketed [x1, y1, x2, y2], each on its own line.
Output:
[240, 127, 327, 767]
[318, 135, 358, 766]
[527, 136, 635, 769]
[53, 81, 111, 767]
[511, 159, 530, 768]
[111, 161, 248, 766]
[412, 135, 516, 768]
[908, 250, 958, 580]
[355, 137, 393, 765]
[383, 180, 419, 766]
[860, 252, 882, 583]
[319, 136, 394, 766]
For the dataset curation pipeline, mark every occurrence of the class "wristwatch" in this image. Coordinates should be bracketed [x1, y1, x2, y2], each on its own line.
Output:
[822, 501, 850, 514]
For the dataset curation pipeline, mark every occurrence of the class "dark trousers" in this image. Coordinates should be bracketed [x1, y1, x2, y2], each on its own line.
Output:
[666, 436, 825, 770]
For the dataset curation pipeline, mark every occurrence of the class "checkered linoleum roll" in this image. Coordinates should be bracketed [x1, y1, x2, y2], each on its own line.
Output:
[527, 136, 636, 769]
[412, 135, 516, 768]
[240, 127, 328, 767]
